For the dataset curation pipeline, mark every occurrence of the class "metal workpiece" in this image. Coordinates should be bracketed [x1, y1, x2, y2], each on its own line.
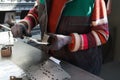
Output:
[0, 41, 103, 80]
[25, 59, 71, 80]
[0, 41, 48, 68]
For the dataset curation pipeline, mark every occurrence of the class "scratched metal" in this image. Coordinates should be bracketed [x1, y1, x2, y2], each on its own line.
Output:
[25, 59, 71, 80]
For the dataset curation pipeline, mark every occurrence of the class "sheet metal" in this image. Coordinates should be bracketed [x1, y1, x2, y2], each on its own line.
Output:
[0, 41, 103, 80]
[25, 59, 71, 80]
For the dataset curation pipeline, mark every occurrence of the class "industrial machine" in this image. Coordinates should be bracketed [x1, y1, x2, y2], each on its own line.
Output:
[0, 25, 103, 80]
[0, 22, 72, 80]
[0, 41, 103, 80]
[0, 0, 35, 25]
[0, 1, 104, 80]
[0, 0, 35, 57]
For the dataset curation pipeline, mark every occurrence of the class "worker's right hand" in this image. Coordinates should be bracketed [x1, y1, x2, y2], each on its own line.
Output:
[11, 23, 31, 39]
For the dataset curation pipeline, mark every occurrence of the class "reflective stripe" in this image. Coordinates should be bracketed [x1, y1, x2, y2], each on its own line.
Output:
[92, 17, 108, 26]
[72, 33, 80, 52]
[92, 31, 101, 46]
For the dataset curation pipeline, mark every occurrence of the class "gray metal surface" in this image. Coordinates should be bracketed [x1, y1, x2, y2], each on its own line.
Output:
[0, 41, 103, 80]
[0, 2, 34, 11]
[61, 61, 103, 80]
[0, 41, 49, 70]
[25, 60, 71, 80]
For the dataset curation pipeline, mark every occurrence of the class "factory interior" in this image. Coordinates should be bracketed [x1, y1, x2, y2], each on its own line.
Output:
[0, 0, 120, 80]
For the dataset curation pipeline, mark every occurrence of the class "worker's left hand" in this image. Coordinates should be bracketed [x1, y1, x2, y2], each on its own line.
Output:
[47, 34, 71, 51]
[11, 23, 31, 39]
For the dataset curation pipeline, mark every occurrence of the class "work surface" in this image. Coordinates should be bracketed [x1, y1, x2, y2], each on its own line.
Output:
[0, 41, 103, 80]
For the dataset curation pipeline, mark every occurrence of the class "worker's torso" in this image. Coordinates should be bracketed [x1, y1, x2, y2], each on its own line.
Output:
[38, 0, 94, 35]
[38, 0, 102, 66]
[48, 0, 94, 35]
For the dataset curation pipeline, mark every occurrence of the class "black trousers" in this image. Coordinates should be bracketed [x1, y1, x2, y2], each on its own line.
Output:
[51, 46, 103, 76]
[71, 46, 102, 75]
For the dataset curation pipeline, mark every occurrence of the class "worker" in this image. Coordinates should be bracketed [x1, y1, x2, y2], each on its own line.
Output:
[11, 0, 109, 75]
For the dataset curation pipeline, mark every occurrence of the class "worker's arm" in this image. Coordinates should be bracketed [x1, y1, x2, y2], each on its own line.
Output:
[68, 0, 109, 52]
[19, 1, 39, 32]
[11, 1, 40, 38]
[46, 0, 109, 52]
